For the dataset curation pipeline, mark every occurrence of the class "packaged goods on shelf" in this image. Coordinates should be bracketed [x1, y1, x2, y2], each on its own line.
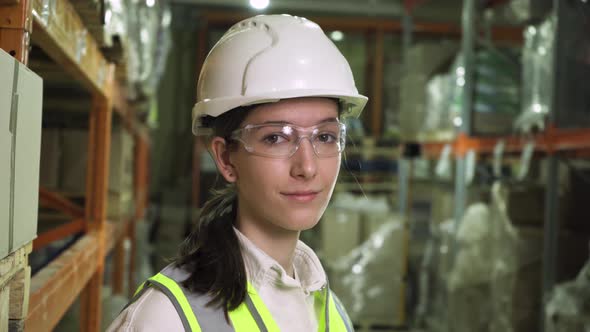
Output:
[418, 182, 519, 332]
[514, 16, 555, 133]
[545, 249, 590, 332]
[59, 126, 135, 218]
[405, 41, 459, 78]
[40, 129, 61, 189]
[70, 0, 105, 45]
[321, 208, 362, 262]
[419, 49, 519, 139]
[554, 1, 590, 128]
[399, 41, 458, 141]
[104, 0, 172, 101]
[330, 215, 407, 326]
[490, 0, 553, 23]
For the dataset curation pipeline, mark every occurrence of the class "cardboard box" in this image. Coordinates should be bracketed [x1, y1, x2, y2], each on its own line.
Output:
[109, 125, 134, 193]
[39, 129, 61, 189]
[60, 129, 89, 194]
[108, 191, 134, 220]
[0, 49, 43, 258]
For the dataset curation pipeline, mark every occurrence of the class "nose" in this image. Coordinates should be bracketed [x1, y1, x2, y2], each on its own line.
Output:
[290, 137, 317, 180]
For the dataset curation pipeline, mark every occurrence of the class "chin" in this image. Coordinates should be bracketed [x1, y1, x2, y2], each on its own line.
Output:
[279, 212, 321, 232]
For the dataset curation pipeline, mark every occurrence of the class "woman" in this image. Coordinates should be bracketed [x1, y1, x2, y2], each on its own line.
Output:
[108, 14, 367, 332]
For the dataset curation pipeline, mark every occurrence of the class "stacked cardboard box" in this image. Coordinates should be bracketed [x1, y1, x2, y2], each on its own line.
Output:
[57, 125, 135, 220]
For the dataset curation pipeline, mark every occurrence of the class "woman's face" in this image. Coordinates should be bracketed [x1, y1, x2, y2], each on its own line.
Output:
[230, 97, 341, 233]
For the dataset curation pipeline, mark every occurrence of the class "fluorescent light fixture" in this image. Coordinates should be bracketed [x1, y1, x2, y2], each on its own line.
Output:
[250, 0, 269, 10]
[330, 30, 344, 42]
[146, 0, 155, 7]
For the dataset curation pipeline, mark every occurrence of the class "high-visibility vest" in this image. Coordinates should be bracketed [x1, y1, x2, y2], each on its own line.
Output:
[128, 264, 354, 332]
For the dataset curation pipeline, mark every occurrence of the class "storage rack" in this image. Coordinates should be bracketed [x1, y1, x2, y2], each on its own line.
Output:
[0, 0, 149, 331]
[190, 9, 523, 209]
[401, 1, 590, 331]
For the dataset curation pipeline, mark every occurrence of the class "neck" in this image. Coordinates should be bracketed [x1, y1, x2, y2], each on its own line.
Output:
[235, 214, 300, 277]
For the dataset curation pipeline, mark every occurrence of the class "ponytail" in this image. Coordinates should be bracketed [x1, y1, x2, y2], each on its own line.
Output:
[175, 185, 247, 312]
[175, 105, 254, 314]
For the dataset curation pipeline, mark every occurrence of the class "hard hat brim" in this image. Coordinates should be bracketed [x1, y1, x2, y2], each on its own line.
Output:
[192, 89, 368, 135]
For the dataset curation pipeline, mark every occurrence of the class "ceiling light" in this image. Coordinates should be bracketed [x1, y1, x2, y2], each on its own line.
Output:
[250, 0, 269, 10]
[330, 31, 344, 42]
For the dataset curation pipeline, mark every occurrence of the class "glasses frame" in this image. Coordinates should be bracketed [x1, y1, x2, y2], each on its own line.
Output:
[230, 120, 347, 159]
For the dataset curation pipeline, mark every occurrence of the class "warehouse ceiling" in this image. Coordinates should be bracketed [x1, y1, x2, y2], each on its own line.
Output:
[171, 0, 465, 21]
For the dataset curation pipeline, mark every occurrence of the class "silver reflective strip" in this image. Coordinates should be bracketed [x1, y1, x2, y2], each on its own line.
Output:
[148, 280, 193, 332]
[244, 294, 269, 332]
[121, 284, 149, 313]
[161, 264, 235, 332]
[331, 291, 354, 332]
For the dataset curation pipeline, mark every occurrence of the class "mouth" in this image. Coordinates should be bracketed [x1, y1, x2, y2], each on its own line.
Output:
[281, 190, 321, 203]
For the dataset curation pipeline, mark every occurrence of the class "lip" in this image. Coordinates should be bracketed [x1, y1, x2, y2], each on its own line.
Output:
[281, 190, 321, 203]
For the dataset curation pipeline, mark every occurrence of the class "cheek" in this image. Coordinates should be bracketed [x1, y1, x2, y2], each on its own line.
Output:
[320, 157, 341, 182]
[234, 156, 287, 185]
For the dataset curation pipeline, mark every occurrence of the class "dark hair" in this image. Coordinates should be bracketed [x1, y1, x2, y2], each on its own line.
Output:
[175, 105, 253, 314]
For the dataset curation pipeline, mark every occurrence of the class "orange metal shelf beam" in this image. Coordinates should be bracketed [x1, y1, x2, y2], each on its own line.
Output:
[39, 187, 85, 219]
[421, 127, 590, 158]
[33, 219, 85, 250]
[0, 0, 32, 64]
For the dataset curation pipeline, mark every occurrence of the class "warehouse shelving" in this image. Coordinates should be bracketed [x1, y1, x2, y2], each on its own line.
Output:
[0, 0, 149, 331]
[401, 1, 590, 331]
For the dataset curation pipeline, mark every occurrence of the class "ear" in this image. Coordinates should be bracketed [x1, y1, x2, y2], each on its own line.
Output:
[209, 137, 237, 183]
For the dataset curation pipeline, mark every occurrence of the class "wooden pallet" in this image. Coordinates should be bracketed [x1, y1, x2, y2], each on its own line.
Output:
[0, 243, 32, 332]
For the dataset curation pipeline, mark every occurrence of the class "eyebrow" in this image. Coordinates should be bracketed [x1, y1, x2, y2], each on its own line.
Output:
[259, 117, 339, 125]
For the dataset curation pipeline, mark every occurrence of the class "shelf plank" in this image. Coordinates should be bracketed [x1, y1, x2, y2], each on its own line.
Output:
[27, 233, 99, 331]
[26, 219, 127, 331]
[421, 128, 590, 158]
[30, 0, 110, 97]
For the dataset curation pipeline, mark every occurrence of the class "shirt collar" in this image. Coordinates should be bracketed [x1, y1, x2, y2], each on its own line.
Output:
[233, 227, 327, 293]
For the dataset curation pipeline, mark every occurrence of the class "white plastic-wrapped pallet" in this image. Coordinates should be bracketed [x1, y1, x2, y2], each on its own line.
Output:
[545, 246, 590, 332]
[448, 182, 519, 332]
[419, 182, 520, 332]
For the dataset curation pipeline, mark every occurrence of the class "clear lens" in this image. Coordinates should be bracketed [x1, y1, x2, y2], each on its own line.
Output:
[233, 122, 346, 158]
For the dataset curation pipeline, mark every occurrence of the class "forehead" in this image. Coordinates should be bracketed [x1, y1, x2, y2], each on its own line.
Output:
[244, 98, 339, 127]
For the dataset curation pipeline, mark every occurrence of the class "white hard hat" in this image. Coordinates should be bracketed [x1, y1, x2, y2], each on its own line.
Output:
[192, 14, 368, 134]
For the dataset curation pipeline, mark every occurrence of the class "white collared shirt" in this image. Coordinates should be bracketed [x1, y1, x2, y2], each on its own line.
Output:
[107, 228, 327, 331]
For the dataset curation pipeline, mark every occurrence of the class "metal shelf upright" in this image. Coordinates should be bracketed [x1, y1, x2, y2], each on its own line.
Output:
[0, 0, 150, 331]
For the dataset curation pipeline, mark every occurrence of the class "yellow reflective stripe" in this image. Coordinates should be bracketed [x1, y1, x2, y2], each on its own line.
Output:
[228, 299, 260, 331]
[133, 281, 147, 297]
[149, 273, 202, 332]
[327, 291, 349, 332]
[229, 282, 281, 332]
[314, 291, 327, 332]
